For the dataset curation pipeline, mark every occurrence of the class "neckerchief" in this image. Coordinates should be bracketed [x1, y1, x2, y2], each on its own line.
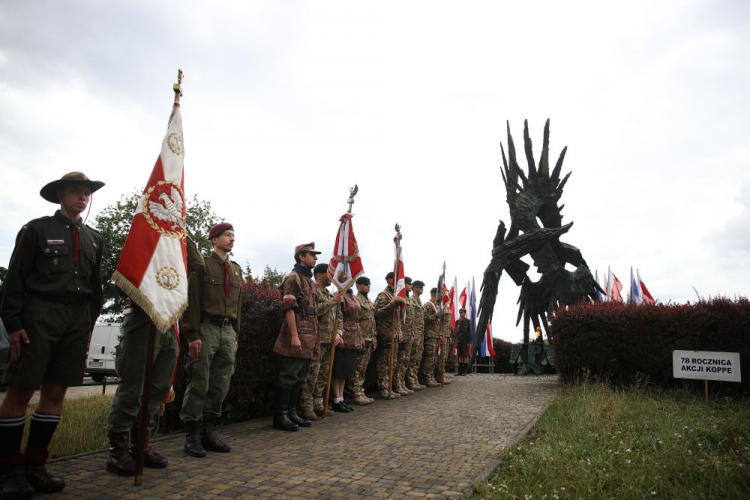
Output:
[294, 263, 313, 277]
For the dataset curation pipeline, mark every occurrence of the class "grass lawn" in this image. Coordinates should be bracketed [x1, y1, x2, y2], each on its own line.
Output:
[474, 382, 749, 499]
[22, 394, 114, 459]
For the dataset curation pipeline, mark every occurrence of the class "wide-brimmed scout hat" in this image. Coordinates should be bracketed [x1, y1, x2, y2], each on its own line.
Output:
[40, 172, 105, 203]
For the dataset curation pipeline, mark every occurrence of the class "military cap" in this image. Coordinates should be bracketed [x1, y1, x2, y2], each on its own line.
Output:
[430, 287, 438, 294]
[40, 172, 105, 203]
[459, 308, 467, 313]
[208, 222, 234, 240]
[385, 271, 394, 280]
[404, 276, 412, 284]
[295, 242, 322, 256]
[412, 280, 425, 288]
[356, 276, 371, 285]
[313, 263, 329, 275]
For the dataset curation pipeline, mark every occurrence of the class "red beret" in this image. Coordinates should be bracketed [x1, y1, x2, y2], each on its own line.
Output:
[209, 223, 234, 240]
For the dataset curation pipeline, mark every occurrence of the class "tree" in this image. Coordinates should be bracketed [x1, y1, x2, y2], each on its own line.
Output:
[94, 190, 223, 321]
[257, 265, 285, 288]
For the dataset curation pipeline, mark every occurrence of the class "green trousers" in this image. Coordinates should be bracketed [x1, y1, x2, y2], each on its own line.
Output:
[180, 322, 237, 422]
[107, 308, 179, 434]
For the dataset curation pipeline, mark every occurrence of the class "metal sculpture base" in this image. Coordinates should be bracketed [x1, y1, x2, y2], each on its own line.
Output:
[510, 343, 555, 375]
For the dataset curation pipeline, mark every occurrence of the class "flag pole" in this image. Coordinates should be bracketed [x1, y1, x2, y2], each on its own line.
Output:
[387, 224, 402, 398]
[134, 69, 183, 486]
[322, 185, 358, 417]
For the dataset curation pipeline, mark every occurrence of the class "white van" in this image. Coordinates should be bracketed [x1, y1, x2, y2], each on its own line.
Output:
[86, 323, 120, 382]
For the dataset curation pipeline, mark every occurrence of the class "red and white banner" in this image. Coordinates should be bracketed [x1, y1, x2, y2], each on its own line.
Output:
[327, 213, 364, 292]
[393, 234, 407, 303]
[638, 269, 655, 304]
[606, 267, 624, 303]
[112, 106, 188, 333]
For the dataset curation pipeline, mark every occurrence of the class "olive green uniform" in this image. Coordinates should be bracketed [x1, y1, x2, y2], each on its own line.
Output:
[310, 285, 343, 411]
[374, 287, 403, 396]
[107, 238, 204, 435]
[1, 211, 103, 387]
[420, 300, 440, 385]
[180, 252, 242, 422]
[406, 294, 425, 389]
[348, 292, 377, 399]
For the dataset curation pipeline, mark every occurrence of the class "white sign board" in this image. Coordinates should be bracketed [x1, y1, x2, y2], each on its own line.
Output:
[673, 350, 741, 382]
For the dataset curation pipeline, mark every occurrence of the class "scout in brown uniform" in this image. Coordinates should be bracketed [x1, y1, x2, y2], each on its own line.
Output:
[454, 308, 471, 376]
[272, 243, 321, 431]
[180, 223, 242, 457]
[348, 276, 377, 405]
[374, 272, 404, 399]
[0, 172, 104, 497]
[393, 277, 415, 396]
[310, 264, 343, 417]
[329, 289, 363, 413]
[420, 288, 442, 388]
[406, 280, 426, 391]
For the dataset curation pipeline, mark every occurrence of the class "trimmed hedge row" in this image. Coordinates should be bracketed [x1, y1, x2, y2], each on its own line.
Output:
[551, 297, 750, 393]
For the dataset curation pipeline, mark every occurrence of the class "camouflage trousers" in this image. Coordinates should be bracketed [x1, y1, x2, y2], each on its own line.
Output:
[434, 336, 452, 382]
[407, 334, 424, 387]
[299, 349, 321, 412]
[395, 336, 414, 388]
[421, 338, 439, 382]
[313, 342, 334, 408]
[376, 340, 400, 392]
[347, 340, 373, 397]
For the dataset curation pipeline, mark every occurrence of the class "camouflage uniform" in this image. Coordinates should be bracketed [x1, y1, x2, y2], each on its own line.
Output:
[420, 300, 441, 387]
[348, 291, 377, 404]
[309, 284, 343, 413]
[393, 295, 416, 395]
[374, 287, 403, 398]
[406, 294, 426, 390]
[436, 306, 452, 384]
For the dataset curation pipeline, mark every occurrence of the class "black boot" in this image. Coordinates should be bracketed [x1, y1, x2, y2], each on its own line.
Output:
[128, 427, 168, 468]
[106, 431, 136, 476]
[273, 386, 298, 432]
[0, 459, 34, 500]
[184, 421, 207, 457]
[201, 414, 232, 452]
[286, 384, 311, 428]
[24, 448, 64, 493]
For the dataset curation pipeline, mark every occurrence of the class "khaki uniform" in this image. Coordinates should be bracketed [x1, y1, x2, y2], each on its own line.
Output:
[180, 252, 242, 422]
[420, 300, 440, 384]
[437, 306, 453, 383]
[374, 287, 403, 395]
[107, 238, 203, 435]
[406, 294, 425, 388]
[394, 294, 416, 392]
[309, 285, 343, 411]
[273, 267, 319, 390]
[1, 210, 103, 387]
[348, 292, 376, 399]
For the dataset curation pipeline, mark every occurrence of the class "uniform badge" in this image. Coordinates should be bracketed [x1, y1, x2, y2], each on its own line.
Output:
[47, 239, 65, 245]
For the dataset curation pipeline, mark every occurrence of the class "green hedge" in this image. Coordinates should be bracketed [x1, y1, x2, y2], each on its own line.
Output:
[551, 297, 750, 393]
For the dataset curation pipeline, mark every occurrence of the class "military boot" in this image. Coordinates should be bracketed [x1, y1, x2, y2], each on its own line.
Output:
[273, 386, 298, 431]
[0, 466, 35, 500]
[426, 377, 441, 388]
[129, 427, 168, 468]
[106, 431, 136, 476]
[352, 391, 371, 405]
[201, 414, 232, 452]
[184, 421, 207, 457]
[286, 384, 312, 428]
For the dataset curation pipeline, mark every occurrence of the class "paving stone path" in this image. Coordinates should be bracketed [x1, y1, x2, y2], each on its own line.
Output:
[47, 374, 560, 499]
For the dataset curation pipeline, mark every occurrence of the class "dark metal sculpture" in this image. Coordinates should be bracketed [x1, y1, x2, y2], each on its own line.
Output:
[468, 120, 604, 373]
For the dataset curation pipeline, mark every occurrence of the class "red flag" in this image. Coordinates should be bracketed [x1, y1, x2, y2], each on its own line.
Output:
[393, 233, 406, 303]
[327, 213, 364, 292]
[112, 106, 188, 333]
[459, 286, 467, 309]
[638, 270, 655, 304]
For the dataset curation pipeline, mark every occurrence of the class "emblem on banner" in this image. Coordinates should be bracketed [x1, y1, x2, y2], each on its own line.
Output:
[143, 180, 186, 238]
[166, 132, 182, 155]
[156, 266, 180, 290]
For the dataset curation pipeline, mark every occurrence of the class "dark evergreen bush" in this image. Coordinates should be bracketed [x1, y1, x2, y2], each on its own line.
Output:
[552, 298, 750, 393]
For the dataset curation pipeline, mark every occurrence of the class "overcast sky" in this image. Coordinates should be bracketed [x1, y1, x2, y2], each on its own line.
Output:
[1, 1, 749, 342]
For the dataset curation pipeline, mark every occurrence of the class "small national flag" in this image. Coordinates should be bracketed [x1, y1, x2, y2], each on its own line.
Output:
[327, 213, 364, 292]
[607, 267, 623, 303]
[459, 285, 468, 309]
[638, 269, 655, 304]
[112, 104, 188, 333]
[630, 267, 642, 304]
[482, 322, 496, 357]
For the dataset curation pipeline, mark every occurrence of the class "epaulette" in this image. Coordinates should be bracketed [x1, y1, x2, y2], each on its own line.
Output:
[27, 216, 51, 225]
[84, 224, 101, 234]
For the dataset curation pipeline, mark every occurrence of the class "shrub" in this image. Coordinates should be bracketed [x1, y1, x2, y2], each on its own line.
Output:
[552, 297, 750, 393]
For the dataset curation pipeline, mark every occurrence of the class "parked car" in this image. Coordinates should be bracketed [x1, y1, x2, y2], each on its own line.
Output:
[86, 322, 121, 382]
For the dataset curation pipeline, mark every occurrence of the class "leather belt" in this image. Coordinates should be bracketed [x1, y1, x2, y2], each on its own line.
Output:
[204, 316, 233, 328]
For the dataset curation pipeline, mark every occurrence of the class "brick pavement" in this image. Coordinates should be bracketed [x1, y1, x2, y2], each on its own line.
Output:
[45, 374, 559, 499]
